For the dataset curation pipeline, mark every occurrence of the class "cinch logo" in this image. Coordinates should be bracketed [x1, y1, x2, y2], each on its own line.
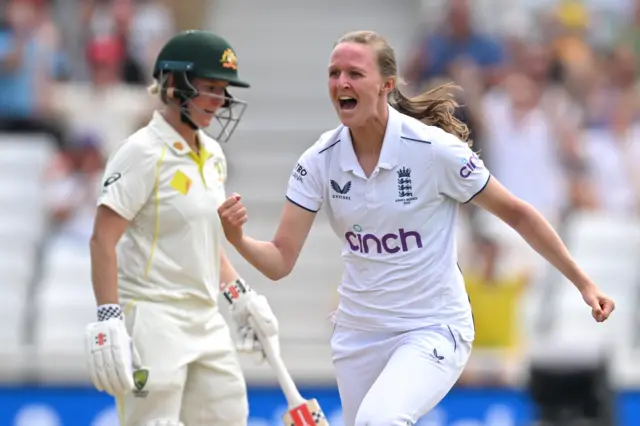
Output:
[459, 154, 480, 178]
[345, 227, 423, 254]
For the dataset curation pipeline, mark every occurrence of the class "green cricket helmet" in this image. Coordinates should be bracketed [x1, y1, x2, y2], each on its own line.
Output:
[152, 30, 250, 142]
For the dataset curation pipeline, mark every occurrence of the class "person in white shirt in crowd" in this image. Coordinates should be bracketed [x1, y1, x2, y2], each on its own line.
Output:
[84, 30, 279, 426]
[218, 30, 615, 426]
[582, 44, 640, 217]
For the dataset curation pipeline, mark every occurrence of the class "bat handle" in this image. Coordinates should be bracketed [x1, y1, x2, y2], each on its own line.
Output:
[249, 317, 305, 408]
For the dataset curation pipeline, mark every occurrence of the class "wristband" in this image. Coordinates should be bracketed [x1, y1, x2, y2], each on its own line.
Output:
[97, 304, 124, 321]
[222, 278, 252, 305]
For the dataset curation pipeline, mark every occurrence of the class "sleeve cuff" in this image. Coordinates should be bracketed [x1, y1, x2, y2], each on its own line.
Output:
[463, 174, 491, 204]
[97, 198, 136, 221]
[285, 189, 321, 213]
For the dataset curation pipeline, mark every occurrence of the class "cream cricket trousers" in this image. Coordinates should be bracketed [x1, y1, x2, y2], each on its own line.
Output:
[331, 324, 471, 426]
[116, 299, 247, 426]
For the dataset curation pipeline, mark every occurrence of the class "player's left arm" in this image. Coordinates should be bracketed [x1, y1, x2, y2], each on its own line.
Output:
[472, 174, 614, 324]
[219, 241, 280, 361]
[435, 132, 614, 323]
[219, 247, 241, 289]
[471, 178, 586, 286]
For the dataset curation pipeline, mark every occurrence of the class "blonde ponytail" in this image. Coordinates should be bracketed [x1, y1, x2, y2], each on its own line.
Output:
[389, 83, 472, 146]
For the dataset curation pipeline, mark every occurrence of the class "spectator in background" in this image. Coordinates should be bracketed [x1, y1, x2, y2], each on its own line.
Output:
[542, 0, 597, 99]
[583, 43, 640, 130]
[0, 0, 67, 149]
[79, 0, 144, 84]
[582, 43, 640, 216]
[609, 0, 640, 68]
[548, 1, 593, 71]
[473, 40, 592, 226]
[128, 0, 175, 84]
[458, 235, 527, 387]
[51, 35, 153, 159]
[403, 0, 506, 94]
[44, 136, 104, 248]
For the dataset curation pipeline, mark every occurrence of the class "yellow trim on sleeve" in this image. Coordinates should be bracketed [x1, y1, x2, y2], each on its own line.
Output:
[145, 145, 167, 278]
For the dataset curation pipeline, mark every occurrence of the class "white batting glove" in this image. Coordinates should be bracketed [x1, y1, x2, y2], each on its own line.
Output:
[222, 279, 280, 362]
[84, 304, 140, 396]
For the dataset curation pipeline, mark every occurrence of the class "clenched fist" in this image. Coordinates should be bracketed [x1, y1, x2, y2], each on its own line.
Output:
[218, 193, 247, 246]
[580, 284, 615, 323]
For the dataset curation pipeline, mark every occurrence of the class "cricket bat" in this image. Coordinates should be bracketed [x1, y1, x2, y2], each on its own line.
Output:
[249, 318, 330, 426]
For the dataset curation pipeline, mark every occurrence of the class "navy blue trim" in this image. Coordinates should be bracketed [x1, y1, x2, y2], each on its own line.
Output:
[458, 262, 476, 333]
[285, 196, 319, 213]
[463, 174, 491, 204]
[446, 325, 458, 352]
[400, 136, 432, 144]
[319, 139, 340, 154]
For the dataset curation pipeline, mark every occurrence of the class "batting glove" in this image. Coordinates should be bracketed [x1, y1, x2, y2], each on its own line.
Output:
[223, 279, 280, 362]
[84, 304, 140, 396]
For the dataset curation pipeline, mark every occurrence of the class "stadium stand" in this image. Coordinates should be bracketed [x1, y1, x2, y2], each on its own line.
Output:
[0, 134, 56, 382]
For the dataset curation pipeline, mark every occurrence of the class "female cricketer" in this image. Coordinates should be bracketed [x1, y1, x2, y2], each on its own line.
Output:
[84, 30, 280, 426]
[217, 30, 616, 426]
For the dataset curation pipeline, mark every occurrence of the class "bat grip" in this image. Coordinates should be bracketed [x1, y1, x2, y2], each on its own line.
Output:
[249, 317, 305, 408]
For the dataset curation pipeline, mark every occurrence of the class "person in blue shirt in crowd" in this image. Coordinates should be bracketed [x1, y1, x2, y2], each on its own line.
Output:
[0, 0, 67, 149]
[403, 0, 506, 92]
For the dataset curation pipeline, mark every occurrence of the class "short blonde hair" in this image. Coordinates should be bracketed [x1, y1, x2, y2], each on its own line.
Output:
[147, 80, 161, 96]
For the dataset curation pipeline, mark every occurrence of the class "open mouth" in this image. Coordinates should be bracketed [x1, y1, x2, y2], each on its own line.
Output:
[204, 109, 216, 114]
[338, 96, 358, 111]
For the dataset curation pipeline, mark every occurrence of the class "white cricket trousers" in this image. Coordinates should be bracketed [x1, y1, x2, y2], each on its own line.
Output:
[331, 324, 471, 426]
[116, 299, 248, 426]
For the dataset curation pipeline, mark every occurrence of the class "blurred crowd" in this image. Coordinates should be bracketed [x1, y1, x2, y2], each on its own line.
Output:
[0, 0, 173, 244]
[400, 0, 640, 393]
[1, 0, 639, 402]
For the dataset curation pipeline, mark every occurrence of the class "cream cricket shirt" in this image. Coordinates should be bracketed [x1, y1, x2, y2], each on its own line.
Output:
[98, 111, 227, 304]
[286, 105, 491, 341]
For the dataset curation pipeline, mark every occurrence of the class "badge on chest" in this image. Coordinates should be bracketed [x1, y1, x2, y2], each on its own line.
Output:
[395, 166, 417, 205]
[170, 170, 192, 195]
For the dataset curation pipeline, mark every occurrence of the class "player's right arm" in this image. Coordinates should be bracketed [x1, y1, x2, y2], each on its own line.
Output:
[90, 140, 156, 309]
[218, 152, 323, 281]
[90, 206, 129, 305]
[85, 140, 156, 396]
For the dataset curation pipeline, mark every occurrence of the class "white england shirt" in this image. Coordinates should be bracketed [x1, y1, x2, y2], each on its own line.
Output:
[97, 111, 228, 305]
[286, 105, 491, 341]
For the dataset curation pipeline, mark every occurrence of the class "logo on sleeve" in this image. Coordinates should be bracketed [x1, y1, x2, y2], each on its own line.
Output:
[291, 163, 307, 182]
[395, 167, 417, 205]
[331, 180, 351, 200]
[459, 154, 480, 178]
[103, 172, 122, 187]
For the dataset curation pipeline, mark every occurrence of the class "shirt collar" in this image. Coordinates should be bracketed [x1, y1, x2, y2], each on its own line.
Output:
[340, 104, 402, 174]
[148, 110, 211, 157]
